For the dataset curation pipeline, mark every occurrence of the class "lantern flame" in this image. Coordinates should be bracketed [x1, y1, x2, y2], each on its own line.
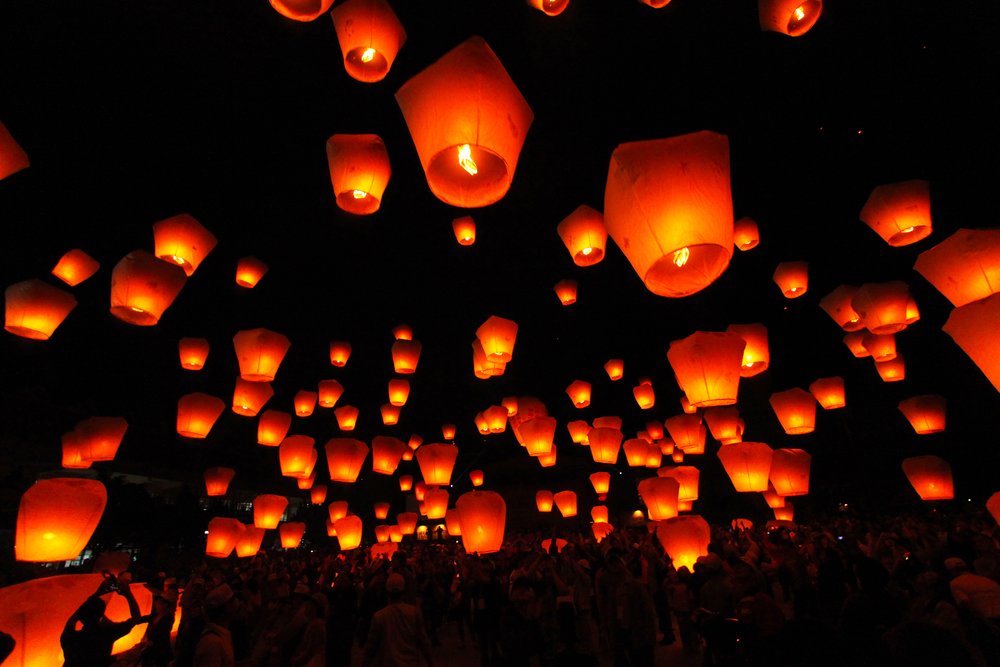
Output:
[352, 189, 368, 199]
[581, 247, 593, 255]
[793, 5, 806, 21]
[458, 144, 478, 175]
[673, 247, 690, 268]
[361, 48, 377, 63]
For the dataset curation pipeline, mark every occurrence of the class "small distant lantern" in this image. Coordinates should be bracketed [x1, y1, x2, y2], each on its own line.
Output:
[392, 339, 422, 374]
[664, 414, 707, 453]
[502, 396, 519, 416]
[773, 261, 808, 298]
[638, 477, 680, 521]
[329, 341, 352, 367]
[915, 229, 1000, 308]
[476, 315, 518, 363]
[769, 449, 811, 496]
[902, 455, 954, 500]
[15, 478, 107, 562]
[820, 285, 864, 331]
[311, 485, 328, 504]
[470, 470, 485, 487]
[658, 466, 700, 502]
[384, 379, 410, 408]
[393, 324, 414, 340]
[279, 522, 306, 549]
[233, 328, 291, 382]
[604, 131, 733, 297]
[396, 512, 418, 535]
[258, 410, 292, 446]
[554, 491, 577, 518]
[318, 379, 345, 408]
[152, 214, 216, 276]
[758, 0, 823, 37]
[109, 250, 188, 326]
[860, 179, 931, 246]
[536, 490, 554, 512]
[325, 438, 369, 483]
[380, 403, 401, 426]
[268, 0, 335, 22]
[0, 119, 30, 179]
[875, 355, 906, 382]
[330, 0, 407, 83]
[232, 378, 273, 417]
[717, 442, 773, 492]
[294, 390, 317, 417]
[604, 358, 624, 381]
[769, 388, 816, 435]
[484, 405, 508, 433]
[253, 494, 288, 529]
[61, 432, 90, 470]
[235, 256, 268, 288]
[326, 134, 391, 215]
[374, 502, 390, 519]
[861, 332, 896, 362]
[623, 439, 651, 467]
[843, 332, 871, 358]
[852, 281, 914, 334]
[335, 405, 360, 431]
[588, 427, 623, 464]
[328, 501, 349, 523]
[177, 393, 225, 439]
[528, 0, 569, 15]
[733, 217, 760, 251]
[565, 380, 592, 408]
[399, 475, 413, 492]
[456, 490, 505, 554]
[589, 472, 611, 499]
[204, 467, 235, 497]
[453, 216, 476, 245]
[557, 205, 607, 267]
[726, 323, 769, 377]
[280, 436, 317, 479]
[423, 488, 449, 520]
[335, 516, 363, 550]
[809, 376, 845, 409]
[371, 436, 406, 474]
[656, 515, 710, 572]
[898, 395, 946, 434]
[554, 280, 578, 306]
[646, 421, 665, 440]
[441, 423, 457, 440]
[633, 383, 656, 409]
[591, 505, 609, 524]
[704, 407, 743, 444]
[395, 36, 534, 208]
[667, 331, 745, 407]
[178, 337, 210, 370]
[408, 434, 423, 450]
[416, 443, 458, 485]
[414, 482, 428, 502]
[762, 484, 785, 509]
[297, 471, 316, 490]
[52, 249, 100, 287]
[4, 279, 77, 340]
[206, 518, 243, 558]
[74, 416, 128, 462]
[943, 294, 1000, 392]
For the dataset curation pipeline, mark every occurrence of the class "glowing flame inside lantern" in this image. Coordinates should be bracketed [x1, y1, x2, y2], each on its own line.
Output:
[458, 144, 478, 176]
[581, 247, 593, 256]
[793, 5, 806, 21]
[673, 247, 690, 268]
[352, 190, 368, 199]
[361, 48, 377, 63]
[167, 255, 187, 266]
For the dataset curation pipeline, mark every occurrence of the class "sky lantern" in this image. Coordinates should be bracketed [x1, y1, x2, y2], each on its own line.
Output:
[502, 396, 519, 416]
[656, 515, 710, 572]
[206, 517, 243, 558]
[372, 436, 407, 474]
[809, 376, 845, 409]
[852, 281, 914, 334]
[588, 427, 623, 464]
[258, 409, 292, 446]
[414, 481, 428, 502]
[915, 229, 1000, 307]
[604, 358, 624, 381]
[318, 379, 345, 408]
[374, 502, 390, 519]
[476, 315, 518, 363]
[335, 405, 360, 430]
[759, 0, 823, 36]
[441, 423, 457, 440]
[591, 505, 609, 524]
[326, 520, 338, 537]
[772, 504, 795, 521]
[554, 491, 577, 518]
[279, 522, 306, 548]
[554, 279, 578, 306]
[470, 469, 485, 487]
[253, 494, 288, 529]
[528, 0, 569, 16]
[898, 395, 947, 434]
[380, 403, 401, 425]
[326, 134, 391, 215]
[638, 476, 680, 520]
[444, 509, 463, 537]
[557, 205, 607, 267]
[763, 484, 785, 508]
[235, 256, 268, 288]
[589, 472, 611, 500]
[537, 447, 558, 467]
[392, 339, 422, 374]
[633, 383, 656, 409]
[472, 412, 488, 434]
[658, 466, 699, 502]
[646, 421, 665, 440]
[820, 285, 864, 331]
[592, 522, 615, 543]
[604, 131, 733, 297]
[398, 474, 413, 492]
[152, 214, 216, 276]
[386, 525, 402, 543]
[233, 328, 291, 382]
[773, 261, 808, 298]
[176, 393, 225, 439]
[860, 179, 931, 246]
[386, 379, 410, 407]
[232, 379, 273, 417]
[204, 467, 235, 497]
[987, 493, 1000, 525]
[902, 455, 954, 500]
[423, 488, 449, 519]
[664, 414, 707, 453]
[396, 512, 419, 536]
[236, 525, 266, 557]
[667, 331, 746, 407]
[646, 444, 663, 468]
[297, 470, 316, 490]
[15, 478, 106, 562]
[0, 119, 29, 178]
[280, 436, 318, 479]
[875, 355, 906, 382]
[623, 439, 651, 467]
[61, 432, 90, 469]
[311, 484, 328, 504]
[680, 397, 697, 414]
[769, 449, 811, 496]
[395, 36, 534, 208]
[73, 416, 128, 462]
[329, 341, 352, 367]
[269, 0, 334, 21]
[450, 215, 478, 245]
[416, 443, 458, 485]
[334, 515, 363, 550]
[392, 323, 413, 340]
[659, 439, 675, 456]
[726, 323, 769, 377]
[769, 388, 816, 435]
[943, 293, 1000, 392]
[456, 490, 505, 554]
[178, 337, 209, 370]
[325, 438, 369, 483]
[471, 338, 505, 378]
[328, 501, 349, 523]
[861, 332, 896, 362]
[536, 490, 554, 512]
[843, 332, 871, 358]
[732, 217, 760, 251]
[704, 407, 742, 444]
[717, 442, 773, 492]
[330, 0, 407, 83]
[4, 279, 76, 340]
[109, 250, 187, 326]
[483, 405, 509, 433]
[565, 380, 592, 408]
[592, 415, 622, 430]
[52, 249, 100, 286]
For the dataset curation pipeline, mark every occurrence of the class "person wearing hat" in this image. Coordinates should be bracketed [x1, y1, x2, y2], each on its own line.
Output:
[61, 571, 144, 667]
[362, 573, 434, 667]
[193, 583, 237, 666]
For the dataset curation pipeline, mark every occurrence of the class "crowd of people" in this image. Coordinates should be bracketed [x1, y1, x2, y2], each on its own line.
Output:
[44, 507, 1000, 667]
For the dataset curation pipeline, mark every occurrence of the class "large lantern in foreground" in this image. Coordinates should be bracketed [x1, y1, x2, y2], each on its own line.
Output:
[638, 477, 680, 520]
[656, 515, 710, 572]
[110, 250, 187, 326]
[717, 442, 773, 492]
[457, 490, 506, 554]
[15, 478, 107, 562]
[206, 517, 243, 558]
[0, 119, 30, 179]
[325, 438, 369, 483]
[758, 0, 823, 37]
[5, 279, 77, 340]
[915, 229, 1000, 307]
[395, 36, 534, 208]
[604, 131, 733, 297]
[177, 393, 225, 438]
[902, 455, 954, 501]
[152, 214, 216, 276]
[898, 395, 947, 434]
[233, 328, 291, 382]
[860, 179, 931, 246]
[557, 205, 607, 267]
[330, 0, 407, 83]
[943, 293, 1000, 392]
[416, 443, 458, 485]
[667, 331, 745, 407]
[326, 134, 391, 215]
[269, 0, 335, 21]
[52, 248, 101, 286]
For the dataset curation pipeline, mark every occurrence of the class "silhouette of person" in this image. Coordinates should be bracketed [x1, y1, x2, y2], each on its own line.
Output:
[61, 572, 144, 667]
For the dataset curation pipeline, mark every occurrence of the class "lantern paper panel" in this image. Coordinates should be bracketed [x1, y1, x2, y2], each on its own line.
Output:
[179, 337, 210, 370]
[860, 179, 932, 246]
[15, 478, 107, 562]
[638, 477, 680, 521]
[253, 494, 288, 529]
[554, 279, 578, 306]
[235, 256, 268, 288]
[330, 0, 407, 83]
[52, 249, 100, 286]
[392, 339, 422, 374]
[943, 294, 1000, 392]
[604, 358, 624, 381]
[902, 455, 954, 500]
[557, 205, 607, 266]
[5, 279, 78, 340]
[152, 213, 216, 276]
[75, 416, 129, 462]
[326, 134, 392, 215]
[318, 379, 345, 408]
[269, 0, 336, 22]
[279, 436, 318, 479]
[667, 331, 746, 407]
[330, 341, 353, 367]
[279, 522, 306, 548]
[206, 517, 244, 558]
[335, 515, 363, 550]
[852, 281, 914, 335]
[759, 0, 823, 37]
[820, 285, 864, 331]
[914, 228, 1000, 307]
[416, 443, 458, 485]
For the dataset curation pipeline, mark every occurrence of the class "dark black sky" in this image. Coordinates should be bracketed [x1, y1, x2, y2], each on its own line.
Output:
[1, 0, 999, 525]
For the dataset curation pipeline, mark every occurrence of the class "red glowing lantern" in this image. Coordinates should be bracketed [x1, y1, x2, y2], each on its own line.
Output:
[381, 403, 400, 426]
[604, 358, 624, 381]
[852, 281, 914, 334]
[311, 485, 328, 505]
[177, 393, 225, 439]
[297, 470, 316, 490]
[469, 469, 485, 487]
[536, 490, 554, 512]
[373, 502, 391, 520]
[387, 379, 411, 407]
[326, 134, 391, 215]
[664, 414, 707, 453]
[820, 285, 864, 331]
[717, 442, 773, 492]
[768, 449, 811, 496]
[279, 435, 318, 479]
[4, 279, 77, 340]
[483, 405, 508, 433]
[0, 119, 29, 179]
[591, 505, 609, 524]
[704, 407, 742, 444]
[253, 494, 288, 529]
[234, 256, 268, 288]
[392, 339, 422, 374]
[476, 315, 518, 363]
[452, 216, 477, 245]
[915, 229, 1000, 307]
[658, 466, 699, 502]
[204, 467, 235, 497]
[633, 383, 656, 409]
[206, 517, 243, 558]
[318, 379, 345, 408]
[15, 478, 107, 562]
[943, 293, 1000, 392]
[860, 179, 931, 246]
[733, 217, 760, 251]
[330, 0, 407, 83]
[898, 395, 947, 434]
[233, 328, 291, 382]
[110, 250, 187, 326]
[554, 491, 577, 518]
[236, 525, 266, 558]
[399, 475, 413, 492]
[445, 509, 462, 536]
[758, 0, 823, 37]
[726, 323, 769, 377]
[843, 332, 871, 358]
[902, 455, 954, 500]
[74, 416, 128, 462]
[667, 331, 745, 407]
[416, 443, 458, 485]
[638, 477, 680, 520]
[588, 427, 623, 464]
[61, 432, 90, 470]
[52, 249, 100, 287]
[441, 423, 457, 440]
[656, 515, 710, 572]
[232, 378, 274, 417]
[763, 484, 785, 509]
[423, 488, 449, 520]
[329, 341, 352, 367]
[393, 324, 414, 340]
[593, 522, 615, 542]
[554, 280, 578, 306]
[557, 205, 607, 266]
[335, 515, 363, 550]
[335, 405, 360, 430]
[528, 0, 569, 15]
[604, 131, 733, 297]
[502, 396, 519, 416]
[152, 214, 216, 276]
[294, 390, 318, 417]
[258, 409, 292, 446]
[372, 436, 407, 474]
[328, 501, 349, 523]
[623, 439, 651, 467]
[769, 388, 816, 435]
[279, 522, 306, 548]
[875, 355, 906, 382]
[178, 337, 209, 370]
[325, 438, 369, 483]
[567, 420, 590, 444]
[396, 512, 418, 535]
[589, 472, 611, 499]
[773, 261, 808, 298]
[269, 0, 335, 21]
[809, 376, 846, 409]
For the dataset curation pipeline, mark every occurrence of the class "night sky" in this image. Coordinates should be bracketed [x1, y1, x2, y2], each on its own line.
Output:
[1, 0, 998, 530]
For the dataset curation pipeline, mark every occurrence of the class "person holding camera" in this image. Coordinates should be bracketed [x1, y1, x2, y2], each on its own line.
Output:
[61, 571, 145, 666]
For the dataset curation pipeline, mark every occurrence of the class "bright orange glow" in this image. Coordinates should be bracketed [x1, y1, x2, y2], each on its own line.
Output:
[52, 249, 100, 286]
[15, 479, 107, 562]
[458, 144, 478, 175]
[109, 250, 191, 326]
[4, 279, 77, 340]
[258, 410, 292, 446]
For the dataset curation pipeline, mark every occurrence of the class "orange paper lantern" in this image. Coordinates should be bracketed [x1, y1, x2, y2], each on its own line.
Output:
[329, 501, 349, 523]
[4, 279, 77, 340]
[318, 379, 345, 408]
[233, 328, 291, 382]
[441, 423, 457, 440]
[61, 432, 90, 470]
[392, 339, 422, 374]
[843, 332, 871, 358]
[733, 216, 760, 251]
[456, 490, 505, 554]
[470, 469, 485, 487]
[374, 502, 391, 519]
[178, 337, 210, 370]
[74, 416, 128, 462]
[258, 409, 292, 446]
[297, 470, 316, 490]
[554, 279, 578, 306]
[726, 323, 769, 377]
[773, 261, 808, 298]
[565, 380, 592, 408]
[536, 490, 554, 512]
[380, 404, 400, 426]
[667, 331, 745, 407]
[416, 443, 458, 485]
[860, 179, 931, 246]
[293, 390, 317, 417]
[152, 214, 216, 276]
[176, 393, 225, 439]
[604, 358, 624, 381]
[664, 414, 707, 453]
[235, 524, 266, 557]
[557, 205, 607, 267]
[269, 0, 335, 21]
[554, 490, 577, 518]
[588, 427, 623, 464]
[399, 475, 413, 492]
[809, 376, 846, 409]
[852, 281, 914, 334]
[638, 477, 680, 521]
[759, 0, 823, 37]
[875, 355, 906, 382]
[476, 315, 518, 363]
[898, 395, 947, 434]
[763, 484, 785, 509]
[325, 438, 369, 483]
[335, 405, 360, 430]
[902, 455, 954, 500]
[232, 378, 274, 417]
[52, 249, 100, 287]
[768, 449, 811, 497]
[330, 0, 407, 83]
[589, 472, 610, 499]
[329, 340, 352, 367]
[253, 494, 288, 529]
[326, 134, 391, 214]
[396, 512, 418, 535]
[704, 407, 743, 444]
[109, 250, 187, 326]
[388, 379, 411, 406]
[15, 478, 107, 562]
[528, 0, 569, 15]
[279, 435, 318, 479]
[942, 293, 1000, 391]
[483, 405, 508, 433]
[591, 505, 609, 524]
[657, 466, 700, 502]
[769, 388, 816, 435]
[206, 517, 243, 558]
[656, 515, 710, 572]
[279, 521, 306, 548]
[914, 229, 1000, 307]
[311, 484, 328, 504]
[235, 256, 268, 288]
[204, 467, 236, 497]
[0, 119, 29, 178]
[623, 439, 651, 467]
[717, 442, 773, 492]
[861, 332, 896, 362]
[452, 216, 477, 245]
[423, 488, 449, 520]
[567, 420, 590, 444]
[372, 436, 407, 474]
[335, 515, 363, 550]
[820, 285, 864, 331]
